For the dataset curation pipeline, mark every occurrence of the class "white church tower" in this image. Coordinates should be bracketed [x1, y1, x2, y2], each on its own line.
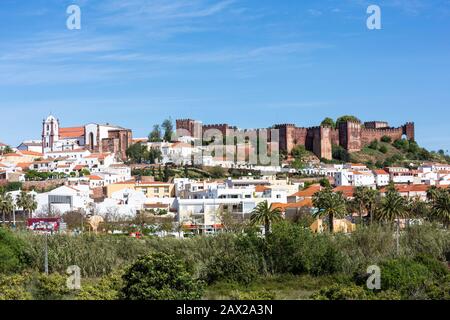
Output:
[42, 115, 60, 153]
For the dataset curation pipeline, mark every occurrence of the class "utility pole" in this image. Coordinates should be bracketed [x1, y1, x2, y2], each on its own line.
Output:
[44, 232, 49, 275]
[396, 218, 400, 256]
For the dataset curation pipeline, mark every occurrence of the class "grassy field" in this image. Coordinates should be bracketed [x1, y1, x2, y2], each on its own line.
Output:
[204, 274, 346, 300]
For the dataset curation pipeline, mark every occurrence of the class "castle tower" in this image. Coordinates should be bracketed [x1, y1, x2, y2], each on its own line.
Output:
[403, 122, 415, 141]
[339, 121, 362, 153]
[42, 115, 60, 153]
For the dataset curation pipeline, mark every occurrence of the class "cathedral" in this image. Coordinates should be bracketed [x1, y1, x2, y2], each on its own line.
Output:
[41, 115, 132, 160]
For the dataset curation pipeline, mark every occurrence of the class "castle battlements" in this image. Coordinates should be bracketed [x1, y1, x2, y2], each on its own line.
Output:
[176, 118, 415, 160]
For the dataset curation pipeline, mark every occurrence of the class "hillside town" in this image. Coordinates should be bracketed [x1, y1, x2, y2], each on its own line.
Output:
[0, 114, 449, 236]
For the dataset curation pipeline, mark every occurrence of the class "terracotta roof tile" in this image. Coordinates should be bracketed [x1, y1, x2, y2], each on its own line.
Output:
[59, 127, 85, 139]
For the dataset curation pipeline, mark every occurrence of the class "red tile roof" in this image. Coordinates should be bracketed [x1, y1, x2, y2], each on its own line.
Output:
[255, 185, 270, 193]
[19, 150, 43, 157]
[333, 186, 355, 198]
[88, 175, 103, 181]
[59, 127, 85, 139]
[289, 184, 322, 198]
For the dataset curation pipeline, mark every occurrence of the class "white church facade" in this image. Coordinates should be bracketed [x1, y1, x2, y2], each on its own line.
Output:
[41, 115, 133, 160]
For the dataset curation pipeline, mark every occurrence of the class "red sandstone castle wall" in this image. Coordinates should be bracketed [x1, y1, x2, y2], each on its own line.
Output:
[360, 127, 403, 146]
[176, 119, 415, 160]
[339, 121, 361, 152]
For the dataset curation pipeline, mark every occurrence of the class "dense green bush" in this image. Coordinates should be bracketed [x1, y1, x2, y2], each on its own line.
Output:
[29, 273, 71, 300]
[202, 251, 259, 285]
[266, 222, 344, 276]
[379, 257, 442, 299]
[0, 274, 32, 300]
[401, 223, 450, 260]
[379, 145, 388, 154]
[312, 284, 372, 300]
[337, 224, 396, 274]
[0, 228, 28, 274]
[121, 252, 204, 300]
[77, 270, 124, 300]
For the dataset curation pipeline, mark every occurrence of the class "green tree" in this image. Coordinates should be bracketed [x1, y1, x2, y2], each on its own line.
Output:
[121, 252, 204, 300]
[353, 187, 372, 225]
[377, 184, 406, 255]
[126, 143, 148, 164]
[426, 186, 440, 202]
[250, 200, 282, 237]
[16, 191, 37, 219]
[368, 140, 379, 150]
[0, 193, 14, 225]
[0, 146, 13, 155]
[365, 188, 381, 224]
[148, 125, 162, 142]
[336, 115, 361, 127]
[147, 148, 162, 164]
[377, 184, 406, 223]
[381, 136, 392, 143]
[312, 187, 347, 233]
[209, 166, 225, 178]
[80, 168, 91, 177]
[321, 117, 336, 128]
[162, 118, 174, 142]
[0, 228, 28, 274]
[431, 190, 450, 228]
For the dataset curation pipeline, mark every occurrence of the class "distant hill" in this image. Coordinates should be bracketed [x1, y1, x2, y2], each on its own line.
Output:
[344, 139, 449, 168]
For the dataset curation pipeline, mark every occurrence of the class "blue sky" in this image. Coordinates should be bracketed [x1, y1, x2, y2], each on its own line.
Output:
[0, 0, 450, 151]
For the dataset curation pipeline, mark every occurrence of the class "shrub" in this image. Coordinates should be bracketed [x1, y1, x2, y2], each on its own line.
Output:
[401, 223, 450, 260]
[368, 140, 379, 150]
[77, 270, 124, 300]
[379, 257, 432, 298]
[312, 284, 371, 300]
[337, 224, 396, 274]
[266, 222, 344, 276]
[0, 274, 32, 300]
[0, 228, 28, 274]
[202, 250, 259, 285]
[379, 145, 388, 154]
[381, 136, 392, 143]
[121, 252, 204, 300]
[393, 139, 409, 151]
[229, 289, 276, 300]
[30, 273, 71, 300]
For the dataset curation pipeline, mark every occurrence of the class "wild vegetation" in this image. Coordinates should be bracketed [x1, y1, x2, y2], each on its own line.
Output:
[1, 179, 450, 300]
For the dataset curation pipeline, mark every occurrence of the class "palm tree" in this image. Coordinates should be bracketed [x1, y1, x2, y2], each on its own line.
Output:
[250, 200, 282, 237]
[353, 187, 370, 225]
[426, 186, 440, 202]
[16, 191, 37, 219]
[431, 191, 450, 228]
[3, 193, 16, 227]
[406, 196, 429, 222]
[312, 187, 347, 233]
[0, 193, 15, 226]
[365, 188, 380, 224]
[377, 184, 406, 255]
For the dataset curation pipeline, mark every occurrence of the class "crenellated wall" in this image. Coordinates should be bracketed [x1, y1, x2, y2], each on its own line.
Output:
[176, 118, 415, 161]
[360, 127, 403, 146]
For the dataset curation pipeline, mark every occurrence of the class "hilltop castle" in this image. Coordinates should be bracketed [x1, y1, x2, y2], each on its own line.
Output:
[176, 119, 415, 160]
